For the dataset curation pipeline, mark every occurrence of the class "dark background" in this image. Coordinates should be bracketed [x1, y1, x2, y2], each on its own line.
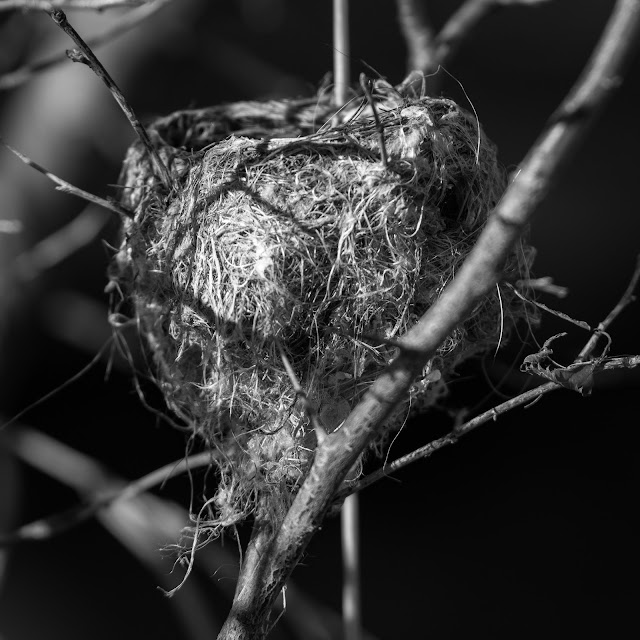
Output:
[1, 1, 639, 638]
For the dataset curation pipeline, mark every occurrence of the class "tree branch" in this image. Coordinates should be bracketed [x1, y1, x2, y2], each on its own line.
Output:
[0, 0, 173, 91]
[46, 7, 172, 190]
[0, 425, 213, 545]
[577, 254, 640, 360]
[395, 0, 437, 74]
[1, 136, 133, 217]
[217, 1, 640, 638]
[0, 0, 145, 11]
[351, 253, 640, 493]
[397, 0, 551, 79]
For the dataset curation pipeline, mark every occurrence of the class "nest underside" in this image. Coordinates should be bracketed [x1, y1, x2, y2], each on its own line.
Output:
[111, 89, 536, 533]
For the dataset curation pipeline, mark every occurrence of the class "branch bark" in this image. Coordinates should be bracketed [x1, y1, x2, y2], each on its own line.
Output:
[0, 0, 173, 91]
[47, 7, 172, 190]
[1, 136, 133, 217]
[217, 1, 640, 638]
[0, 0, 144, 10]
[397, 0, 552, 79]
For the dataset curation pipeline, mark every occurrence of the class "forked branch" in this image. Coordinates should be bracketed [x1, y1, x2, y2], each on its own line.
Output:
[217, 1, 640, 638]
[47, 7, 172, 189]
[0, 0, 174, 91]
[397, 0, 552, 76]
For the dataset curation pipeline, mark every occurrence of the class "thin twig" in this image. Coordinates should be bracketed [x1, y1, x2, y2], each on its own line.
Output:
[217, 3, 640, 638]
[341, 493, 361, 640]
[349, 255, 640, 496]
[1, 136, 133, 217]
[0, 427, 213, 545]
[351, 352, 640, 495]
[333, 8, 361, 636]
[435, 0, 551, 68]
[395, 0, 437, 74]
[0, 0, 173, 91]
[577, 254, 640, 360]
[359, 74, 387, 167]
[0, 0, 144, 10]
[508, 283, 592, 330]
[13, 208, 110, 280]
[396, 0, 551, 84]
[333, 0, 350, 106]
[278, 347, 327, 445]
[516, 276, 569, 298]
[46, 7, 172, 190]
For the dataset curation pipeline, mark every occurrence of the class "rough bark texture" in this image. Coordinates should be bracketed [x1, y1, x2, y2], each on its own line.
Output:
[214, 0, 640, 636]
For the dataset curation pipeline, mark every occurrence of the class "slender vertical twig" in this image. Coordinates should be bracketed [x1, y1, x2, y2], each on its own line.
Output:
[577, 254, 640, 361]
[333, 0, 350, 106]
[46, 7, 172, 190]
[341, 491, 361, 640]
[333, 3, 362, 637]
[360, 73, 388, 167]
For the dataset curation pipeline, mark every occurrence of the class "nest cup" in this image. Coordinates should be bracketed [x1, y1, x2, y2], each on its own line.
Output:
[111, 87, 535, 532]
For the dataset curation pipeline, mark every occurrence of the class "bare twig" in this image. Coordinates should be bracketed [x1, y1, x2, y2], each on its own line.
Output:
[0, 0, 173, 91]
[278, 347, 327, 445]
[1, 136, 133, 217]
[333, 0, 350, 106]
[359, 73, 388, 167]
[516, 276, 569, 298]
[351, 353, 640, 495]
[395, 0, 437, 74]
[396, 0, 551, 81]
[0, 427, 213, 545]
[577, 254, 640, 360]
[341, 493, 361, 640]
[508, 283, 592, 330]
[217, 2, 640, 638]
[332, 7, 362, 637]
[435, 0, 551, 67]
[46, 7, 172, 189]
[350, 255, 640, 496]
[13, 208, 110, 280]
[0, 0, 144, 10]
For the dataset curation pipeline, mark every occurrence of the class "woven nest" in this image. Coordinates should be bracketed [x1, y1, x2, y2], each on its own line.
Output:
[110, 85, 536, 532]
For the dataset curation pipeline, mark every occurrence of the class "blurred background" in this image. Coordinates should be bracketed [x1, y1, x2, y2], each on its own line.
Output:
[0, 1, 639, 638]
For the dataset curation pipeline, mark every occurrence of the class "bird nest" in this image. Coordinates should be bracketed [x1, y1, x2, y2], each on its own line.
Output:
[109, 85, 536, 533]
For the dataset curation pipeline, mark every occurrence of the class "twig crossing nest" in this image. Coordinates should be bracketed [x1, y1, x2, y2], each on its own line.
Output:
[110, 84, 535, 533]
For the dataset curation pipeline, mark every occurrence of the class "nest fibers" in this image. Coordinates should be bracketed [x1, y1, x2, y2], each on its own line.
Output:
[110, 86, 536, 533]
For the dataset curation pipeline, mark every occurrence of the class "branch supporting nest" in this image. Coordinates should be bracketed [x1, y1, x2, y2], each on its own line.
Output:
[217, 2, 640, 638]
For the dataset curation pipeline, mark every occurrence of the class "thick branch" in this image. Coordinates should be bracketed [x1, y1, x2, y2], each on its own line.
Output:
[352, 252, 640, 493]
[218, 1, 640, 638]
